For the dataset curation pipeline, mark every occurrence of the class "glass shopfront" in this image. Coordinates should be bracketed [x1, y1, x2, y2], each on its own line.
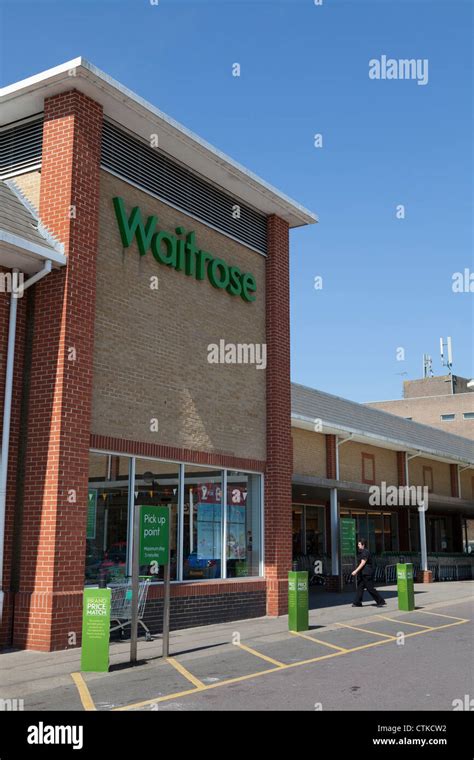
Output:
[292, 504, 325, 557]
[340, 507, 399, 554]
[86, 451, 263, 584]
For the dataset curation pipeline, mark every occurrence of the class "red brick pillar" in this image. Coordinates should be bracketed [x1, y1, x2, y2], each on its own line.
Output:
[450, 464, 459, 498]
[396, 451, 409, 551]
[264, 215, 292, 616]
[326, 434, 337, 479]
[12, 91, 103, 651]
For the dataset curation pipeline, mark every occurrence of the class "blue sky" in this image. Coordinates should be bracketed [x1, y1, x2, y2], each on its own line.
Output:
[1, 0, 472, 402]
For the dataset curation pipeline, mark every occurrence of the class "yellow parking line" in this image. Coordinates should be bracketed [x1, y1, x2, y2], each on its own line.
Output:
[336, 622, 396, 640]
[415, 610, 469, 622]
[166, 657, 206, 690]
[112, 618, 469, 711]
[71, 672, 96, 711]
[290, 630, 349, 652]
[236, 642, 285, 667]
[377, 615, 432, 629]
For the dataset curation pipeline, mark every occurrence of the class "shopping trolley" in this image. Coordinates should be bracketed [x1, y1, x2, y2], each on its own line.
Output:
[109, 578, 152, 641]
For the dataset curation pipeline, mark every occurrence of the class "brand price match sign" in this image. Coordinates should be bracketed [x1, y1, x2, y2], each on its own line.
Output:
[139, 505, 169, 565]
[80, 588, 111, 672]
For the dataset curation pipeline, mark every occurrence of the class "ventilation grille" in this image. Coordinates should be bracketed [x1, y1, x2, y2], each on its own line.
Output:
[101, 120, 267, 254]
[0, 117, 43, 178]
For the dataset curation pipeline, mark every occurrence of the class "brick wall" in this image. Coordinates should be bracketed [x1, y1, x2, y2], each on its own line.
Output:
[367, 395, 474, 439]
[92, 172, 266, 462]
[338, 441, 398, 485]
[408, 456, 451, 497]
[292, 428, 326, 476]
[11, 90, 103, 651]
[10, 171, 41, 212]
[264, 215, 292, 616]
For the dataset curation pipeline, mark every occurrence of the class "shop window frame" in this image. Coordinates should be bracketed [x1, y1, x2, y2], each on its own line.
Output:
[88, 449, 265, 585]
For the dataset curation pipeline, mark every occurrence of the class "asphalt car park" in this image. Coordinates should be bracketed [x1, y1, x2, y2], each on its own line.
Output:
[60, 601, 472, 712]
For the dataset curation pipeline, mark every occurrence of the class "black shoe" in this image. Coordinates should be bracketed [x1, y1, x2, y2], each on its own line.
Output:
[376, 601, 386, 607]
[352, 603, 362, 607]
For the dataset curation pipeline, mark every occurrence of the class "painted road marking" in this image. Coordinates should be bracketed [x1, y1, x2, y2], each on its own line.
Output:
[236, 642, 285, 667]
[111, 614, 470, 711]
[71, 672, 96, 711]
[336, 622, 396, 640]
[414, 610, 469, 622]
[290, 630, 349, 652]
[377, 615, 432, 629]
[166, 657, 206, 690]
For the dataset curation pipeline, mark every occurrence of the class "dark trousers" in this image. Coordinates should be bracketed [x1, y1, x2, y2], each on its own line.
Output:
[354, 573, 384, 605]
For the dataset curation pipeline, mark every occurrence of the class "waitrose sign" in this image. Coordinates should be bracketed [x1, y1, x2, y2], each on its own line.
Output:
[113, 197, 257, 302]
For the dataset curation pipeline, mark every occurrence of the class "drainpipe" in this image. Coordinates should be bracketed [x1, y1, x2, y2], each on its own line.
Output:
[0, 260, 52, 622]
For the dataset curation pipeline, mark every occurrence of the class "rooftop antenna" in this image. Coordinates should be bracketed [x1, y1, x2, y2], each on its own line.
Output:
[439, 336, 453, 375]
[423, 353, 433, 378]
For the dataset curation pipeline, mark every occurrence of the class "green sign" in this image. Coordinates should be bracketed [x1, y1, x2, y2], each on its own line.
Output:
[86, 489, 97, 540]
[113, 197, 257, 303]
[288, 571, 309, 632]
[341, 517, 356, 556]
[139, 505, 169, 566]
[397, 562, 415, 611]
[80, 588, 111, 672]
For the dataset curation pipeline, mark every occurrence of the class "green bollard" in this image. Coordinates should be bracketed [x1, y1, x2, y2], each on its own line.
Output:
[396, 563, 415, 611]
[288, 571, 309, 631]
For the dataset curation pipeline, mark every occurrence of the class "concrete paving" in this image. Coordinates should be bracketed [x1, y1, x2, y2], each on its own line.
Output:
[0, 581, 472, 711]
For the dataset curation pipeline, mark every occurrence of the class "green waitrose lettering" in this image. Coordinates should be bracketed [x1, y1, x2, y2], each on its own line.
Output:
[113, 197, 257, 302]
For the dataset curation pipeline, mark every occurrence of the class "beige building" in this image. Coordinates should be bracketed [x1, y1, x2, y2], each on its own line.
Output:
[366, 375, 474, 439]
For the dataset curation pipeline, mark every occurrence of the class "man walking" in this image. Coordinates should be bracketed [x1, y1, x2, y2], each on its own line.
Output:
[351, 538, 386, 607]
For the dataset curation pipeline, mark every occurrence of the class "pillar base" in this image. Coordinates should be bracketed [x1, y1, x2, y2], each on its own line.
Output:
[416, 570, 433, 584]
[12, 590, 83, 651]
[266, 577, 289, 616]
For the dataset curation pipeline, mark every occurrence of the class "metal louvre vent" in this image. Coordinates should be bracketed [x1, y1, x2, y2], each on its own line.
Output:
[0, 117, 43, 178]
[101, 120, 267, 254]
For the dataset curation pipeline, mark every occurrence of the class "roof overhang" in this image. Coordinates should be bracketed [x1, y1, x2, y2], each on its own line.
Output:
[0, 231, 66, 274]
[291, 414, 474, 468]
[0, 58, 318, 228]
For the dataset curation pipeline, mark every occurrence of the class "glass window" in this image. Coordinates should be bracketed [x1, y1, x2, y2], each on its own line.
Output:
[226, 472, 262, 577]
[86, 453, 130, 585]
[463, 412, 474, 420]
[134, 459, 179, 580]
[464, 518, 474, 554]
[183, 466, 223, 580]
[368, 512, 383, 554]
[383, 512, 399, 552]
[353, 511, 368, 548]
[305, 506, 325, 555]
[292, 507, 303, 557]
[440, 414, 455, 421]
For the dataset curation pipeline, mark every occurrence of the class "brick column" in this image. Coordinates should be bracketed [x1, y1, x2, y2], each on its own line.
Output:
[326, 434, 337, 479]
[396, 451, 409, 551]
[450, 464, 459, 498]
[12, 91, 103, 651]
[264, 215, 292, 617]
